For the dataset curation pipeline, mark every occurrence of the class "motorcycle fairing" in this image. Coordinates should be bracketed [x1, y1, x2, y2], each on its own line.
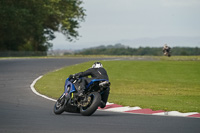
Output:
[64, 78, 76, 95]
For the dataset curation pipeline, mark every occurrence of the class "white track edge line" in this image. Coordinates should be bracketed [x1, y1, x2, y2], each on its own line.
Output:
[30, 75, 56, 102]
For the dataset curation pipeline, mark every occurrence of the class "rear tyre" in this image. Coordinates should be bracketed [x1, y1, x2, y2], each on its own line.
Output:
[80, 92, 101, 116]
[53, 94, 66, 115]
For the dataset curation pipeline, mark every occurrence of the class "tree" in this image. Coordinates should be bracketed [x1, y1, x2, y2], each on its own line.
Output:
[0, 0, 85, 51]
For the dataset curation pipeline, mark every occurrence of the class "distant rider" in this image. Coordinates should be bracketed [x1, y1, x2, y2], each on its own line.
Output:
[163, 44, 171, 56]
[69, 62, 109, 108]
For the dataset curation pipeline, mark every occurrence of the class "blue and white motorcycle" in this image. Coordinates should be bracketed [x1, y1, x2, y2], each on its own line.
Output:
[53, 77, 110, 116]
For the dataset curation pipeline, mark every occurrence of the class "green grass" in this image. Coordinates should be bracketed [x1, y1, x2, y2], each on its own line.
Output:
[35, 58, 200, 113]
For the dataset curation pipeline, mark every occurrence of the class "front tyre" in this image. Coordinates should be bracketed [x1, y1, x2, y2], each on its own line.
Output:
[80, 92, 101, 116]
[53, 93, 66, 115]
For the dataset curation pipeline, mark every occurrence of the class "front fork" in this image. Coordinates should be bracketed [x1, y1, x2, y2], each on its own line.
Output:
[59, 93, 65, 100]
[56, 93, 66, 108]
[58, 92, 69, 105]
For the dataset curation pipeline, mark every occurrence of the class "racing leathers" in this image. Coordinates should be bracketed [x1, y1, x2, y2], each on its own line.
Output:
[72, 67, 110, 108]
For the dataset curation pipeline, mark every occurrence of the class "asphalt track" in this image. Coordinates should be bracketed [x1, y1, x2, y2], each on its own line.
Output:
[0, 58, 200, 133]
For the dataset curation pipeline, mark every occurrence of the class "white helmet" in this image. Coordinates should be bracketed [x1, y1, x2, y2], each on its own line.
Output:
[164, 44, 168, 48]
[92, 62, 103, 68]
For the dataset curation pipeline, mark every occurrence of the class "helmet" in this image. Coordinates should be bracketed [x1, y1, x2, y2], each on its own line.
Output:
[92, 62, 103, 68]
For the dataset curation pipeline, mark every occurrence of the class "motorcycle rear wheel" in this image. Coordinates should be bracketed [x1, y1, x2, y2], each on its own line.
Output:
[80, 92, 101, 116]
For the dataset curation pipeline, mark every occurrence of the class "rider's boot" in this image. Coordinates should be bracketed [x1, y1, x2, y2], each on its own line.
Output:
[100, 101, 106, 108]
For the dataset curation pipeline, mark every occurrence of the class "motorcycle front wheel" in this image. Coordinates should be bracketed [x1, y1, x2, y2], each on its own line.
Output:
[53, 93, 66, 115]
[80, 92, 101, 116]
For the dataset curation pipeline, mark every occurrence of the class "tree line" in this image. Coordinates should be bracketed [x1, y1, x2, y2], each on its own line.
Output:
[76, 44, 200, 56]
[0, 0, 85, 52]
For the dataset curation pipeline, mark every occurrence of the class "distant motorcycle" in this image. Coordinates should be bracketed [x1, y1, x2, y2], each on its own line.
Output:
[163, 48, 171, 57]
[53, 77, 110, 116]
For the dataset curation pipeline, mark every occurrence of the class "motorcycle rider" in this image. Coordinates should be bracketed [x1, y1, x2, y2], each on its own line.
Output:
[163, 44, 171, 56]
[69, 62, 109, 108]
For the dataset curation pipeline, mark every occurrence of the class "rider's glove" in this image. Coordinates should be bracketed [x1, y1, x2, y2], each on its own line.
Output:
[69, 74, 74, 79]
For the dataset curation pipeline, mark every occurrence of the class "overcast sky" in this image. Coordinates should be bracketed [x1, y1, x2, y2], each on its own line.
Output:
[51, 0, 200, 50]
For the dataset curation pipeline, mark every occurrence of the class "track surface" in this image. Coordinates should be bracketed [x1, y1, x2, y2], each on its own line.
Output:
[0, 58, 200, 133]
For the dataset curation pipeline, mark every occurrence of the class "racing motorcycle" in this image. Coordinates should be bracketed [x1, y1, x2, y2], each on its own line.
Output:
[163, 50, 171, 57]
[163, 47, 171, 57]
[53, 77, 110, 116]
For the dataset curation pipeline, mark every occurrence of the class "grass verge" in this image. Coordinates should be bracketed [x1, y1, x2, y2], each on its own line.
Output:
[34, 58, 200, 113]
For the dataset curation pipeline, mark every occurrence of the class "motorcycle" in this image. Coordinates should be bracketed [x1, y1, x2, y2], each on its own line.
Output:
[163, 49, 171, 57]
[53, 77, 110, 116]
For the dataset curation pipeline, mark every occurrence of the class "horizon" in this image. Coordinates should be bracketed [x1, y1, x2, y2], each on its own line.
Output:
[49, 42, 200, 51]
